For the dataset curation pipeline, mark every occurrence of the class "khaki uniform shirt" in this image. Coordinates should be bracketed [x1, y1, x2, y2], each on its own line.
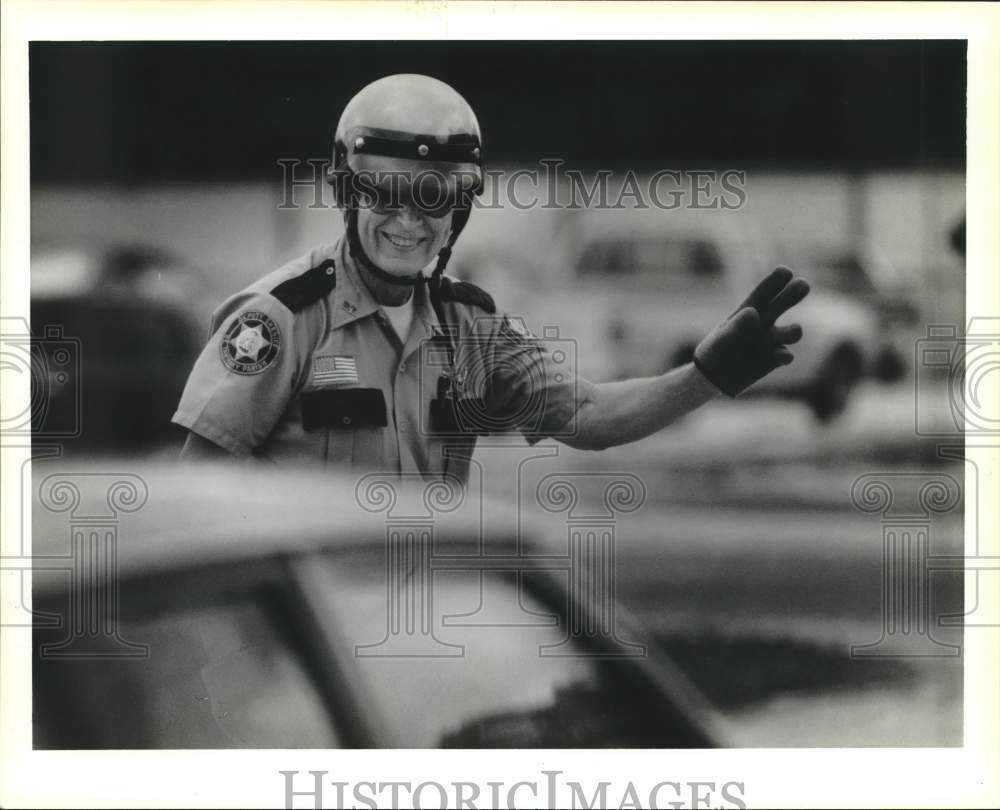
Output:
[172, 240, 584, 485]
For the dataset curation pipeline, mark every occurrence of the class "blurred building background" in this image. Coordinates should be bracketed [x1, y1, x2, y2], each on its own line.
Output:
[28, 41, 967, 746]
[30, 41, 965, 310]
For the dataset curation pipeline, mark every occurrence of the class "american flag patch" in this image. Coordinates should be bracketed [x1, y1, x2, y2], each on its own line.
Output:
[313, 355, 358, 386]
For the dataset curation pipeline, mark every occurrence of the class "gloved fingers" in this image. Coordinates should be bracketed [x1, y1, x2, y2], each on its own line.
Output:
[762, 277, 810, 327]
[724, 306, 762, 343]
[773, 346, 794, 366]
[737, 266, 794, 314]
[767, 345, 795, 370]
[769, 323, 803, 345]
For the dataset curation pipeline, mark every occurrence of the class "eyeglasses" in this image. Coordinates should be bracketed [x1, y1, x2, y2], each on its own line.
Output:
[353, 172, 463, 219]
[359, 187, 457, 219]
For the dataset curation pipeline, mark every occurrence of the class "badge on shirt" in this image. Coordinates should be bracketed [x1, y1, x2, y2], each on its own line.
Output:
[312, 355, 358, 387]
[499, 315, 537, 344]
[220, 311, 281, 375]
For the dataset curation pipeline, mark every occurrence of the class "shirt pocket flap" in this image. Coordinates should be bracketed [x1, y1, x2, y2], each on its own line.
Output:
[300, 388, 388, 430]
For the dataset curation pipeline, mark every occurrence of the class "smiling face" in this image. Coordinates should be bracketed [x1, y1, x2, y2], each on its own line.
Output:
[356, 203, 453, 278]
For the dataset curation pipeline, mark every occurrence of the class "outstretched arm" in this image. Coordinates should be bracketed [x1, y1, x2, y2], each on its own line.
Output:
[561, 363, 719, 451]
[560, 266, 810, 451]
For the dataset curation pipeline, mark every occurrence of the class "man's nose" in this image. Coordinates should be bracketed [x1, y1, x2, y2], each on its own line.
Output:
[394, 203, 424, 230]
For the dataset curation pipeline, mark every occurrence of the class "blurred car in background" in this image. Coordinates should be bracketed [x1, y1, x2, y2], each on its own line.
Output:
[777, 235, 920, 384]
[30, 243, 208, 452]
[31, 463, 726, 749]
[512, 209, 883, 422]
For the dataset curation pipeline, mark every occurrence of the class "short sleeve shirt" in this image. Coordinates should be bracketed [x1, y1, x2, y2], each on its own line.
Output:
[172, 239, 586, 485]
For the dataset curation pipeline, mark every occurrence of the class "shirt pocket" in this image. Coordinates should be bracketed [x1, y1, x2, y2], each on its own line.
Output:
[300, 387, 388, 430]
[299, 387, 389, 470]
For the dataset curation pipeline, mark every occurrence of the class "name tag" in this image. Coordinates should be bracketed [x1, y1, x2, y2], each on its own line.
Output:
[301, 388, 387, 430]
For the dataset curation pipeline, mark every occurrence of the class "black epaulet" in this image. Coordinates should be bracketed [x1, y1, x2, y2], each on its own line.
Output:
[269, 258, 337, 313]
[437, 276, 496, 314]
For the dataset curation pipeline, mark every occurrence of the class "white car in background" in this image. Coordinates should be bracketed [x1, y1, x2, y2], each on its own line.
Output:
[776, 234, 920, 384]
[491, 208, 882, 422]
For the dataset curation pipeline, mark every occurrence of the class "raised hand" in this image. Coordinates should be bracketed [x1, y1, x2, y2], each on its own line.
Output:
[692, 266, 810, 396]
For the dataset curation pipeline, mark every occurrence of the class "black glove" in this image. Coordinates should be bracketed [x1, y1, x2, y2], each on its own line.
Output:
[693, 266, 810, 397]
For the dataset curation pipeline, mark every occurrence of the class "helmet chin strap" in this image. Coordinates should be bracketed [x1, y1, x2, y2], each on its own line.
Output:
[346, 208, 424, 287]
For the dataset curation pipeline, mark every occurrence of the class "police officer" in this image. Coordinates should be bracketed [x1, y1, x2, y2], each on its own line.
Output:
[174, 74, 809, 485]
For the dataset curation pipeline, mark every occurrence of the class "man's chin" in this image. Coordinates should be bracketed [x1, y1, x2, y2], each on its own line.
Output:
[376, 257, 427, 279]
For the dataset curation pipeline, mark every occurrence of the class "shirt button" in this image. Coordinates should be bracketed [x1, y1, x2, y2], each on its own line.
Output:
[398, 364, 407, 374]
[342, 416, 352, 425]
[398, 420, 408, 432]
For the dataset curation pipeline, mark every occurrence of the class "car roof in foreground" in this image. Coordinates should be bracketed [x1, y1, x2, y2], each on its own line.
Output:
[31, 461, 525, 581]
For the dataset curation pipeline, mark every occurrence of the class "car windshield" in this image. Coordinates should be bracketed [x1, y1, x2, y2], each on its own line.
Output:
[312, 549, 669, 747]
[576, 236, 724, 286]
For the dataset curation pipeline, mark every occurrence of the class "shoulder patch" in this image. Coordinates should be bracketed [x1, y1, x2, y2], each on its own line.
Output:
[438, 277, 496, 314]
[269, 258, 337, 313]
[499, 315, 536, 342]
[220, 311, 281, 374]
